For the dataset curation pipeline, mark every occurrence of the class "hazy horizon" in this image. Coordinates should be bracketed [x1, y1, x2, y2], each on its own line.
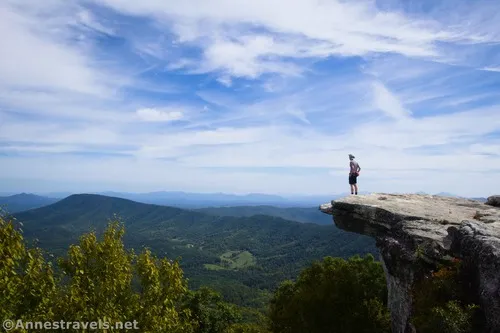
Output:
[0, 188, 483, 199]
[0, 180, 496, 198]
[0, 188, 350, 198]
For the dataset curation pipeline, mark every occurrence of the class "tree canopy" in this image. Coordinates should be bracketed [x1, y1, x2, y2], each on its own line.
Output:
[2, 212, 481, 333]
[0, 216, 252, 332]
[268, 255, 391, 333]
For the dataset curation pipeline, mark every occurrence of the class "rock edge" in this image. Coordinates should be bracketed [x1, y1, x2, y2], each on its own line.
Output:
[320, 193, 500, 333]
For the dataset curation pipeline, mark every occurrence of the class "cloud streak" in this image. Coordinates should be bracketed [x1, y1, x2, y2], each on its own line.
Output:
[1, 0, 500, 197]
[136, 108, 184, 122]
[95, 0, 500, 79]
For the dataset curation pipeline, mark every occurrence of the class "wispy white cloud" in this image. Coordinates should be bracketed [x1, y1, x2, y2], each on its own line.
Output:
[0, 5, 106, 95]
[371, 81, 412, 119]
[95, 0, 500, 81]
[286, 107, 310, 125]
[1, 0, 500, 197]
[469, 143, 500, 156]
[136, 107, 184, 122]
[216, 76, 233, 87]
[436, 92, 499, 108]
[77, 9, 116, 36]
[482, 67, 500, 73]
[0, 120, 122, 146]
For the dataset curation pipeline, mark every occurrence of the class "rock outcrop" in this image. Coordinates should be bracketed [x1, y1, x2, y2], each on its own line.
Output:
[486, 195, 500, 207]
[320, 193, 500, 333]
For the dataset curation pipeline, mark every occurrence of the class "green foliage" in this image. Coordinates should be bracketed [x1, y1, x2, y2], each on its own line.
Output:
[13, 194, 376, 308]
[0, 217, 56, 323]
[205, 251, 256, 271]
[411, 259, 480, 333]
[226, 323, 270, 333]
[268, 255, 391, 333]
[184, 287, 242, 333]
[2, 216, 260, 332]
[195, 206, 333, 225]
[428, 301, 479, 333]
[3, 195, 493, 333]
[55, 221, 138, 325]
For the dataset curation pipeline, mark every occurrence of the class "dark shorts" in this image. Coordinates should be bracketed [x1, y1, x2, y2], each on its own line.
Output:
[349, 174, 357, 185]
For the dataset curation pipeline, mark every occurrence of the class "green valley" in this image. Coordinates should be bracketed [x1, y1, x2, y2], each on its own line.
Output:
[10, 193, 377, 309]
[194, 206, 333, 225]
[205, 251, 257, 270]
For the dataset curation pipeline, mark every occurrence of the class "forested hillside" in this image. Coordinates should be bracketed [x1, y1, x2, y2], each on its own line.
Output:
[0, 193, 60, 213]
[194, 206, 332, 225]
[11, 194, 376, 308]
[1, 216, 392, 332]
[2, 215, 474, 332]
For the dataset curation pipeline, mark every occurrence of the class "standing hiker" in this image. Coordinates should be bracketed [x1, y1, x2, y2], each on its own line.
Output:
[348, 154, 361, 195]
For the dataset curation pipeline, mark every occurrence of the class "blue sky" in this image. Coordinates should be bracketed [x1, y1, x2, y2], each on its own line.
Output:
[1, 0, 500, 197]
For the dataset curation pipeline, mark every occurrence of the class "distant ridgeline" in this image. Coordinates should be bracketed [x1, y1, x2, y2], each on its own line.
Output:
[11, 194, 375, 308]
[0, 193, 59, 213]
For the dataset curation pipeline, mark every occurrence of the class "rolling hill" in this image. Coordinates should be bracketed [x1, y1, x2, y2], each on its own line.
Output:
[87, 191, 339, 208]
[30, 190, 341, 208]
[0, 193, 60, 213]
[11, 193, 376, 308]
[195, 205, 333, 225]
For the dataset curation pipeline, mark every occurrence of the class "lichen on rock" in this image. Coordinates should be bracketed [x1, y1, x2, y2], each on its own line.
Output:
[320, 193, 500, 333]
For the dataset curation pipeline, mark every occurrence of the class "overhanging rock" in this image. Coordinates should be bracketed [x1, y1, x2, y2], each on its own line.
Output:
[320, 193, 500, 333]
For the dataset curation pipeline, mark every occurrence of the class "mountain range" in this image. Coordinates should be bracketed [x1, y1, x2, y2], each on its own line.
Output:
[2, 191, 347, 209]
[1, 191, 487, 215]
[0, 193, 332, 225]
[9, 193, 376, 307]
[195, 206, 332, 225]
[0, 193, 60, 213]
[3, 190, 489, 308]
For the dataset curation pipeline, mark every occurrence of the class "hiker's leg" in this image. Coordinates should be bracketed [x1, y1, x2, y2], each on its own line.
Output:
[352, 176, 358, 195]
[349, 175, 355, 194]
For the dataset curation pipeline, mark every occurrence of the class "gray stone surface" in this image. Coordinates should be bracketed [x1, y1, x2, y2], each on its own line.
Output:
[320, 193, 500, 333]
[486, 195, 500, 207]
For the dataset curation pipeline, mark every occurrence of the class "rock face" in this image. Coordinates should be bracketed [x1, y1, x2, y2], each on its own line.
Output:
[319, 193, 500, 333]
[486, 195, 500, 207]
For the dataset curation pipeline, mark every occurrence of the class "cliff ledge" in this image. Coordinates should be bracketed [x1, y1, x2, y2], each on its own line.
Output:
[320, 193, 500, 333]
